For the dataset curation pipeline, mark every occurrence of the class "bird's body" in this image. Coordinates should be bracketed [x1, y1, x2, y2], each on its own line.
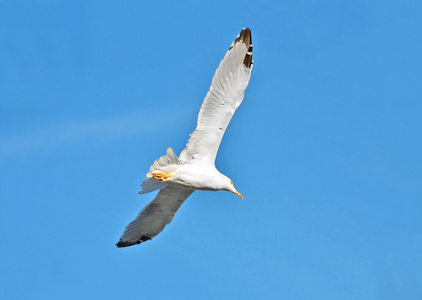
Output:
[116, 28, 253, 247]
[166, 164, 230, 192]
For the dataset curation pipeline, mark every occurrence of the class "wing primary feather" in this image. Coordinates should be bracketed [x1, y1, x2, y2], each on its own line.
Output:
[244, 44, 253, 68]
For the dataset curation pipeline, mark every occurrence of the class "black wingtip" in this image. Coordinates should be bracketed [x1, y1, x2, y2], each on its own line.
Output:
[116, 240, 134, 248]
[116, 235, 152, 248]
[240, 28, 252, 45]
[241, 28, 253, 68]
[228, 28, 253, 68]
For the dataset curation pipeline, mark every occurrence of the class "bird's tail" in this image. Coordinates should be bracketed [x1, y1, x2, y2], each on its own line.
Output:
[138, 148, 182, 194]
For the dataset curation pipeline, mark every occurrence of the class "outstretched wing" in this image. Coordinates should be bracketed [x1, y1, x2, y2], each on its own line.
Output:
[180, 28, 253, 165]
[116, 186, 194, 247]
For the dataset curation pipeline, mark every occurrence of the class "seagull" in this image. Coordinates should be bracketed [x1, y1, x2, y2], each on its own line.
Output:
[116, 28, 253, 247]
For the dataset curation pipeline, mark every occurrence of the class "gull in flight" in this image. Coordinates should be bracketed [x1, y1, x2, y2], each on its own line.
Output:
[116, 28, 253, 247]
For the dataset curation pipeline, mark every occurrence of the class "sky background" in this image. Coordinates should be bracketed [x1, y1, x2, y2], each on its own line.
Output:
[1, 1, 422, 299]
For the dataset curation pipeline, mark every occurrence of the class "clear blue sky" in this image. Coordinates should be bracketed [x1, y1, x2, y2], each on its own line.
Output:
[1, 1, 422, 299]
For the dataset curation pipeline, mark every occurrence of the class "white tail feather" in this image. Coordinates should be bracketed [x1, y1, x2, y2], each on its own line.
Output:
[147, 147, 181, 177]
[139, 178, 167, 194]
[139, 148, 182, 194]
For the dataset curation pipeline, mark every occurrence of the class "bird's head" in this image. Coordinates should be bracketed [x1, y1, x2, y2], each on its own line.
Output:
[225, 177, 243, 199]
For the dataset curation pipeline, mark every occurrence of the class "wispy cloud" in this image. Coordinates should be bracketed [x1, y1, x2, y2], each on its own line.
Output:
[0, 109, 189, 160]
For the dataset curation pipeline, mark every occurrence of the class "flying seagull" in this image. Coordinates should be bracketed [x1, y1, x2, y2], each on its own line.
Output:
[116, 28, 253, 247]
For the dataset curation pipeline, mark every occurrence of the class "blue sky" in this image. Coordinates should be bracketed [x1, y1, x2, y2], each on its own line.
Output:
[1, 1, 422, 299]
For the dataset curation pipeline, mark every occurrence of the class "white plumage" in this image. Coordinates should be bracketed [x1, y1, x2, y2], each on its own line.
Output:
[117, 28, 253, 247]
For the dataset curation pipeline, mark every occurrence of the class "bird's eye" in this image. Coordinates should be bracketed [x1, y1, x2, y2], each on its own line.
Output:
[230, 180, 233, 185]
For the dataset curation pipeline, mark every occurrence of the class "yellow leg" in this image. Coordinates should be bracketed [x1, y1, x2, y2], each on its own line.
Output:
[152, 171, 172, 182]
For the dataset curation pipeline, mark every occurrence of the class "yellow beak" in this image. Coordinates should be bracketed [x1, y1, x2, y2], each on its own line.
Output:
[233, 188, 244, 199]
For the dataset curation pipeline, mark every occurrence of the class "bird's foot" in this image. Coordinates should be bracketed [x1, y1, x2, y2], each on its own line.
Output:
[151, 171, 172, 182]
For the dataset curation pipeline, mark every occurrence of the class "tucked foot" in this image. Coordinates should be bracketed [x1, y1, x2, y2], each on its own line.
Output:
[152, 171, 172, 182]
